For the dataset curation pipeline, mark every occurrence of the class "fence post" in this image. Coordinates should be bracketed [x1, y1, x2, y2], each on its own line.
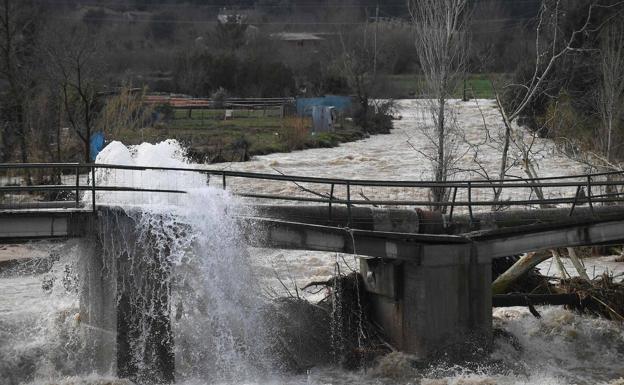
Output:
[222, 172, 227, 190]
[91, 165, 96, 213]
[346, 182, 352, 228]
[75, 165, 80, 208]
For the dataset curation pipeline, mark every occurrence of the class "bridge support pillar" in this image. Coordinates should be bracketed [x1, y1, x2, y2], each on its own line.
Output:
[360, 244, 492, 359]
[80, 208, 175, 383]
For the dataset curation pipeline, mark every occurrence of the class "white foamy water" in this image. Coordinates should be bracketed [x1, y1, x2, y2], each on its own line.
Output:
[0, 241, 86, 385]
[1, 100, 623, 385]
[89, 139, 206, 208]
[217, 99, 589, 213]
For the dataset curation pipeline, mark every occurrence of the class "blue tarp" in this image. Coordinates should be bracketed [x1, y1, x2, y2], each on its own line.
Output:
[90, 132, 105, 161]
[296, 95, 352, 116]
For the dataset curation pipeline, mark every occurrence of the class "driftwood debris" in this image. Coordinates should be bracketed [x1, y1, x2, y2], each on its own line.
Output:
[492, 247, 595, 295]
[559, 274, 624, 321]
[265, 273, 391, 373]
[492, 251, 624, 321]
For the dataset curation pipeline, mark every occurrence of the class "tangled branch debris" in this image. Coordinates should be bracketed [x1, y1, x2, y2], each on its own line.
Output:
[559, 274, 624, 321]
[265, 272, 391, 373]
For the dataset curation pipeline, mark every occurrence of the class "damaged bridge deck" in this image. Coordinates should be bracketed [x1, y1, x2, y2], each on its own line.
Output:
[3, 163, 624, 373]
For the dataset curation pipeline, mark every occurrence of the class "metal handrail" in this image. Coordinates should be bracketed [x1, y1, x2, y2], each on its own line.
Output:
[0, 185, 186, 194]
[2, 163, 624, 224]
[0, 163, 188, 213]
[4, 162, 623, 188]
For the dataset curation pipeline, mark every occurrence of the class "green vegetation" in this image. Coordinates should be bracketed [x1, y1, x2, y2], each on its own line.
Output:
[384, 74, 508, 99]
[115, 110, 367, 163]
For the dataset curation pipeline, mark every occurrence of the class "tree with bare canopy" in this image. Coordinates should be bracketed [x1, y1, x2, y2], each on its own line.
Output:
[408, 0, 470, 210]
[43, 23, 102, 163]
[0, 0, 39, 163]
[490, 1, 624, 293]
[597, 21, 624, 171]
[491, 1, 624, 203]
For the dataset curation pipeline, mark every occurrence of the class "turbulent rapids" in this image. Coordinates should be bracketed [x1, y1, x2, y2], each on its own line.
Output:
[1, 101, 624, 384]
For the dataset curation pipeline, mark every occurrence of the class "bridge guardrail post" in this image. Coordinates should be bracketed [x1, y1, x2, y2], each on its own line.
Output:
[569, 185, 581, 216]
[346, 181, 352, 227]
[91, 165, 96, 213]
[329, 183, 335, 220]
[75, 165, 80, 208]
[587, 175, 594, 215]
[468, 181, 474, 225]
[448, 186, 458, 224]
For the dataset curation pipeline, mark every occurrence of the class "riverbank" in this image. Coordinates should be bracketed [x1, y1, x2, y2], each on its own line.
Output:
[114, 110, 372, 163]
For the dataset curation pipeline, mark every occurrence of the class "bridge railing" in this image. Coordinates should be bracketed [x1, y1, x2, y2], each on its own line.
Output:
[211, 168, 624, 223]
[0, 163, 187, 211]
[2, 163, 624, 222]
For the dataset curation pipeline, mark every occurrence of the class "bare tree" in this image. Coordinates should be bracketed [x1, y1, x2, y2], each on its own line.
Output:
[408, 0, 470, 209]
[491, 1, 624, 203]
[0, 0, 38, 163]
[44, 24, 102, 163]
[597, 21, 624, 170]
[336, 23, 378, 133]
[485, 2, 624, 289]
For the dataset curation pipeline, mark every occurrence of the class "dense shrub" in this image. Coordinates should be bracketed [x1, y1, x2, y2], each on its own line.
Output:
[353, 100, 395, 134]
[280, 117, 310, 150]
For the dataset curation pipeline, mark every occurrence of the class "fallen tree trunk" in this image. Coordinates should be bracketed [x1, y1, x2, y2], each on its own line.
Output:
[492, 251, 552, 294]
[492, 247, 594, 295]
[567, 247, 590, 280]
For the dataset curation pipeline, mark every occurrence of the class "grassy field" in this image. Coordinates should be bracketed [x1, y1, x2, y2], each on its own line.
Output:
[384, 73, 508, 99]
[117, 110, 366, 163]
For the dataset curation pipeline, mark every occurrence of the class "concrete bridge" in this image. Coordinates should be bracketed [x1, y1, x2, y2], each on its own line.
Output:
[2, 162, 624, 381]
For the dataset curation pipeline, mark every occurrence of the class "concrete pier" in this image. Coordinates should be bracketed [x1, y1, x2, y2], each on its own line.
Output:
[360, 245, 492, 359]
[80, 208, 175, 383]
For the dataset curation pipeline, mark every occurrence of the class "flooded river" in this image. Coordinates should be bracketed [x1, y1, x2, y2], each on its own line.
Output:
[1, 100, 623, 385]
